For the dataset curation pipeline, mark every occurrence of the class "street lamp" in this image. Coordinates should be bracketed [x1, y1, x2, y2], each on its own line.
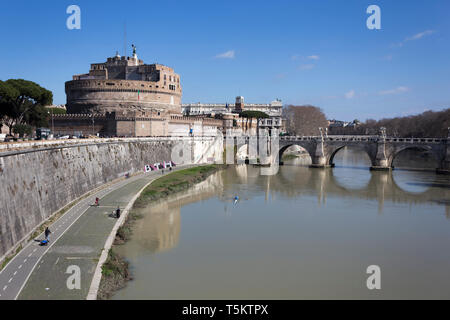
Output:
[47, 109, 54, 135]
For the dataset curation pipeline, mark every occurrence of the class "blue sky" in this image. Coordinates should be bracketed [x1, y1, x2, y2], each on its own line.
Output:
[0, 0, 449, 120]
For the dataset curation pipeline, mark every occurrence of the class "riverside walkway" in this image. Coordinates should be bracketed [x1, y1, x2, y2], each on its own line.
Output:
[0, 166, 187, 300]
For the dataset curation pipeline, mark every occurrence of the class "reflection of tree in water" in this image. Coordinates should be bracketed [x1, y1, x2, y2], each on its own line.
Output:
[392, 147, 440, 169]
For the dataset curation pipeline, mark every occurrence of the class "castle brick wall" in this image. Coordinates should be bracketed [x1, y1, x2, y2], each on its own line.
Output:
[65, 79, 181, 114]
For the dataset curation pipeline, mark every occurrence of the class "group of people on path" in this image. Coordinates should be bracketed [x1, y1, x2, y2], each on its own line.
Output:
[161, 166, 173, 175]
[39, 168, 174, 246]
[94, 197, 121, 218]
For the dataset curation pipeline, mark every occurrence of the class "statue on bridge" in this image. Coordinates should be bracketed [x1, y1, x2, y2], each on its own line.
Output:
[379, 127, 387, 139]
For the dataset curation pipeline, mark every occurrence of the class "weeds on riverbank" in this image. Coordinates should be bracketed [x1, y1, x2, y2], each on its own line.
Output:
[97, 249, 131, 300]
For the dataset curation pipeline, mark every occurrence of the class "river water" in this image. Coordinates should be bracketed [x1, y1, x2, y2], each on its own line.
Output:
[112, 148, 450, 299]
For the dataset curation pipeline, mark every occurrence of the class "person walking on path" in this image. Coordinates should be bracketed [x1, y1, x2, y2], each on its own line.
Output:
[116, 206, 121, 219]
[44, 227, 51, 242]
[95, 197, 99, 206]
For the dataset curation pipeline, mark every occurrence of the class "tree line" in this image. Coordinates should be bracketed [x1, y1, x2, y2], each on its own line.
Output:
[283, 105, 449, 138]
[329, 108, 450, 138]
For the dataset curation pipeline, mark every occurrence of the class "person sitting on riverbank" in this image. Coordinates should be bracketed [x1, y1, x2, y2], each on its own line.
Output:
[116, 206, 121, 218]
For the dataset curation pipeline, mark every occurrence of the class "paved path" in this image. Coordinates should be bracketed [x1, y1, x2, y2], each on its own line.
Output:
[0, 167, 185, 300]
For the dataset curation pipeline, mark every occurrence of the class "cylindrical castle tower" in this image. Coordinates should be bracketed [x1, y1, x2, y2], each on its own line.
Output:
[65, 51, 182, 115]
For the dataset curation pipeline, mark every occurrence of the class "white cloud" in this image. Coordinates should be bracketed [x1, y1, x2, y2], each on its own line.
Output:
[345, 90, 355, 99]
[299, 64, 314, 70]
[215, 50, 235, 59]
[379, 86, 410, 95]
[392, 30, 436, 48]
[405, 30, 435, 42]
[292, 54, 320, 61]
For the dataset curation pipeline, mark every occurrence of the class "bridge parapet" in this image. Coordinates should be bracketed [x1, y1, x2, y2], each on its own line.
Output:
[280, 135, 447, 143]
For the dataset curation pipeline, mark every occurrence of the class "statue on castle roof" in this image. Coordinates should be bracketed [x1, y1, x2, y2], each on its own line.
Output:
[132, 44, 136, 56]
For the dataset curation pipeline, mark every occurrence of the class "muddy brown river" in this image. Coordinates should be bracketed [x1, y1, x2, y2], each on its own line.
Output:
[112, 148, 450, 299]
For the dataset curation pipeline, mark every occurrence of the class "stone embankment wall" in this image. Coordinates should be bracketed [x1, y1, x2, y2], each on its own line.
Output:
[0, 137, 222, 260]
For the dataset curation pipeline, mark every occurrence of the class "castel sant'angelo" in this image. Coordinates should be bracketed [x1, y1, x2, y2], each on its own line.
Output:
[65, 45, 182, 115]
[53, 45, 284, 137]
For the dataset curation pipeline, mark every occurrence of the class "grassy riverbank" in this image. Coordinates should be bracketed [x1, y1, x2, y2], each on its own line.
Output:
[97, 164, 222, 300]
[134, 165, 220, 208]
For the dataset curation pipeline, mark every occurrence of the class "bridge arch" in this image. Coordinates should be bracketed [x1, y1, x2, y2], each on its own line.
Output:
[389, 145, 441, 169]
[328, 145, 374, 167]
[279, 143, 314, 164]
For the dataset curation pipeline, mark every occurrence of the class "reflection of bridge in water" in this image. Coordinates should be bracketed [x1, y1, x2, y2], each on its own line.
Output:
[123, 164, 449, 258]
[227, 164, 450, 216]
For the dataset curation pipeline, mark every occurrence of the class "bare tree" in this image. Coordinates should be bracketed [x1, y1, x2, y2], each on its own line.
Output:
[283, 105, 328, 136]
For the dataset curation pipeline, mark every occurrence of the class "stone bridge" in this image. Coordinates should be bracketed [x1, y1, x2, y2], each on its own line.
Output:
[231, 132, 450, 174]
